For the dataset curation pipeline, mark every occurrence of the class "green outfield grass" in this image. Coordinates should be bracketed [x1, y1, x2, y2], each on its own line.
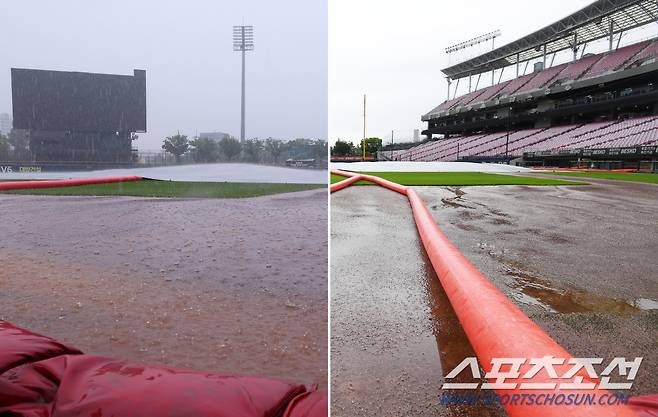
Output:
[534, 171, 658, 184]
[1, 180, 325, 198]
[331, 172, 586, 186]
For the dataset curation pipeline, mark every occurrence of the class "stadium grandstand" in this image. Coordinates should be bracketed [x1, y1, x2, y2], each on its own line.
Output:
[395, 0, 658, 170]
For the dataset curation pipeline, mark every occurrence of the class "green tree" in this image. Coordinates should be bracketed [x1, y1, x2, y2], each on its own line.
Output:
[0, 134, 10, 160]
[265, 138, 285, 164]
[312, 139, 328, 161]
[364, 137, 382, 155]
[162, 133, 189, 163]
[242, 139, 263, 163]
[355, 137, 382, 157]
[190, 137, 220, 163]
[219, 136, 242, 161]
[331, 139, 354, 156]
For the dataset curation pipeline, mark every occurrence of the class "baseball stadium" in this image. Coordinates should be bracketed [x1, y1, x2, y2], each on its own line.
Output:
[331, 1, 658, 416]
[1, 67, 327, 415]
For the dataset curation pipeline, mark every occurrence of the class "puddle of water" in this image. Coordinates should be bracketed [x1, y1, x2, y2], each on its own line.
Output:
[504, 266, 656, 313]
[421, 251, 508, 417]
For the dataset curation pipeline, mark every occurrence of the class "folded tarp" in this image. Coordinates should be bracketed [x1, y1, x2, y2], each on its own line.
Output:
[0, 321, 327, 417]
[0, 320, 82, 374]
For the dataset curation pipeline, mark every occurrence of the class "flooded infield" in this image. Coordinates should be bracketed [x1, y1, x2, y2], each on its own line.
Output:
[0, 189, 327, 386]
[416, 178, 658, 396]
[332, 178, 658, 415]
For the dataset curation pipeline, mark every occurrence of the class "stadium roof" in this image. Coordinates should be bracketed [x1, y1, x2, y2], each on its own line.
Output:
[442, 0, 658, 79]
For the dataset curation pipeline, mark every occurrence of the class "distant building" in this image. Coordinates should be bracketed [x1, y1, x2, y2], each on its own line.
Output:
[413, 129, 420, 142]
[199, 131, 230, 142]
[0, 113, 11, 136]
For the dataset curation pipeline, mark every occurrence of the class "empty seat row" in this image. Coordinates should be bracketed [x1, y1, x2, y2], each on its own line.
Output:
[395, 116, 658, 162]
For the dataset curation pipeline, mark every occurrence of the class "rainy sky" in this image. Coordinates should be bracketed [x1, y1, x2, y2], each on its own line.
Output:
[329, 0, 657, 144]
[0, 0, 327, 150]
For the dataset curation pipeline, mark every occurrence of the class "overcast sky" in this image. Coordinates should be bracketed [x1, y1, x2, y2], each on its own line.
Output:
[0, 0, 327, 150]
[329, 0, 656, 145]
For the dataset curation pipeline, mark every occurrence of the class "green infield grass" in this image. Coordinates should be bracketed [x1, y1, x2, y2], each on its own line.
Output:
[1, 180, 325, 198]
[330, 171, 586, 186]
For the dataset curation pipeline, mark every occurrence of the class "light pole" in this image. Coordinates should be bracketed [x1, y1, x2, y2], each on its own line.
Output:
[362, 94, 366, 161]
[233, 25, 254, 143]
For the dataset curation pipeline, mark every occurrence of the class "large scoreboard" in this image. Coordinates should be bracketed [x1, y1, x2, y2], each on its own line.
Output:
[11, 68, 146, 133]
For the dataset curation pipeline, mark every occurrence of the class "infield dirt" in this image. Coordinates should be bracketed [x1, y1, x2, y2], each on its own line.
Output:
[0, 188, 328, 386]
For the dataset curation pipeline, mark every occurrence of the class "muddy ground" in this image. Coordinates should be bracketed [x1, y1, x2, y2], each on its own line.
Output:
[331, 186, 506, 417]
[0, 189, 327, 387]
[331, 178, 658, 416]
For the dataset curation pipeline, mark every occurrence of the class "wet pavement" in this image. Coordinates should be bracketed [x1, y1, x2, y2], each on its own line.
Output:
[332, 178, 658, 415]
[0, 189, 327, 386]
[416, 178, 658, 396]
[331, 186, 505, 417]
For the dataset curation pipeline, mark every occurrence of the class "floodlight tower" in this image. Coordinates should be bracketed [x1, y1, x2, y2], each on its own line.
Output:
[233, 25, 254, 143]
[445, 30, 501, 97]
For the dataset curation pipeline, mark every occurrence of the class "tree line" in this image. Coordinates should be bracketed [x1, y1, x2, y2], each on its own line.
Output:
[0, 132, 30, 161]
[330, 137, 382, 157]
[162, 134, 327, 165]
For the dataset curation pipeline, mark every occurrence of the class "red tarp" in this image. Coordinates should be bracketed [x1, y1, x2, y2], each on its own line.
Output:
[0, 321, 327, 417]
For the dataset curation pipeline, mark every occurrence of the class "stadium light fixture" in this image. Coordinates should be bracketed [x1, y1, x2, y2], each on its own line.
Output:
[233, 25, 254, 143]
[444, 30, 501, 54]
[445, 30, 501, 95]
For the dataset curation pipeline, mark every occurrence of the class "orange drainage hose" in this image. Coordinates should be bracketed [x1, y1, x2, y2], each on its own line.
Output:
[0, 175, 144, 191]
[331, 168, 639, 417]
[330, 174, 364, 193]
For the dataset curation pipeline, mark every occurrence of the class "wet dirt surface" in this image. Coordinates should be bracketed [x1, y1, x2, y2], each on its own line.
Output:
[416, 177, 658, 396]
[0, 189, 327, 386]
[331, 186, 505, 417]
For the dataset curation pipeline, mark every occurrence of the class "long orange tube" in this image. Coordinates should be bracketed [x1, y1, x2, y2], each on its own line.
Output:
[330, 175, 364, 193]
[0, 176, 143, 191]
[332, 168, 639, 417]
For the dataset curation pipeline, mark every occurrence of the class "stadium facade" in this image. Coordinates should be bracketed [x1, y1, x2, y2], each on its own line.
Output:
[396, 0, 658, 170]
[11, 68, 146, 166]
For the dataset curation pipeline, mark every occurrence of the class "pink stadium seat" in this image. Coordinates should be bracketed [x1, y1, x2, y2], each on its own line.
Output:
[497, 73, 538, 97]
[626, 38, 658, 66]
[581, 41, 649, 78]
[553, 54, 602, 82]
[516, 63, 568, 92]
[470, 80, 511, 104]
[401, 116, 657, 161]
